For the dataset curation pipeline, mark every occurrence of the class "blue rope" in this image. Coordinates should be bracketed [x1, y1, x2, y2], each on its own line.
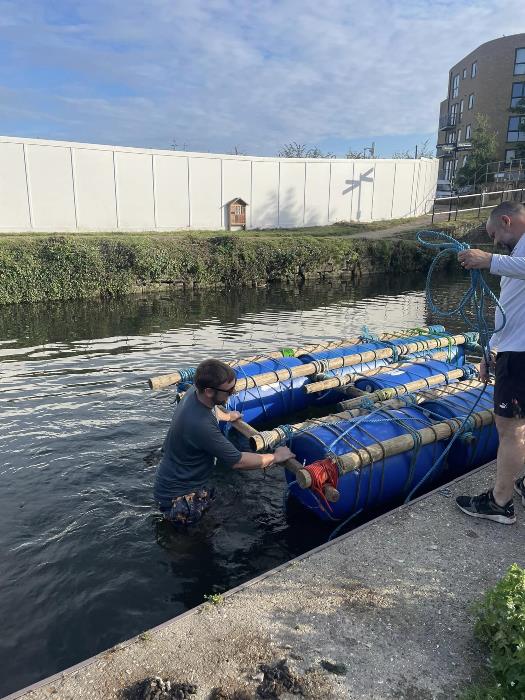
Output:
[404, 384, 487, 503]
[402, 229, 507, 502]
[417, 230, 506, 364]
[178, 367, 197, 383]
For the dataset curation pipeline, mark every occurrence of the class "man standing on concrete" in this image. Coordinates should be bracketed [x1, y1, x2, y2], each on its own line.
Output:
[456, 201, 525, 524]
[154, 358, 294, 527]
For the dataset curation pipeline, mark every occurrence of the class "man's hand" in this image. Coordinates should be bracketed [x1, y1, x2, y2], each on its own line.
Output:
[479, 352, 496, 383]
[215, 407, 242, 422]
[227, 410, 242, 422]
[272, 446, 295, 463]
[457, 249, 493, 270]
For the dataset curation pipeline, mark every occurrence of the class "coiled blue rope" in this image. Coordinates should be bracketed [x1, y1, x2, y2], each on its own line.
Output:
[402, 229, 507, 503]
[417, 229, 506, 363]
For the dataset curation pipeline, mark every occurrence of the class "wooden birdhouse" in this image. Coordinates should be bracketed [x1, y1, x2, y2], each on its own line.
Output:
[227, 198, 248, 230]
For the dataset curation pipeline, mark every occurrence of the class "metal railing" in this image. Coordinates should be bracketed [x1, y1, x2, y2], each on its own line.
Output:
[469, 159, 525, 187]
[431, 186, 525, 223]
[438, 113, 458, 130]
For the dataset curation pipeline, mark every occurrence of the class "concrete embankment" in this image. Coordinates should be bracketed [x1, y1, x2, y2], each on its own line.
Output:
[7, 460, 525, 700]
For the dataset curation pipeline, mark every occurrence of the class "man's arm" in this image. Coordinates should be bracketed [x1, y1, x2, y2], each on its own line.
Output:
[196, 421, 294, 472]
[233, 446, 294, 471]
[490, 253, 525, 280]
[458, 248, 525, 279]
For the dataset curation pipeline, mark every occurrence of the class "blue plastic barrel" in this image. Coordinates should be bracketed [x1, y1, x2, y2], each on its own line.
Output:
[420, 384, 497, 477]
[299, 334, 465, 405]
[354, 358, 465, 393]
[225, 356, 310, 426]
[285, 405, 447, 521]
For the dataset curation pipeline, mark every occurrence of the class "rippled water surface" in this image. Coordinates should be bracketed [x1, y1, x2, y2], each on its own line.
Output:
[0, 272, 488, 696]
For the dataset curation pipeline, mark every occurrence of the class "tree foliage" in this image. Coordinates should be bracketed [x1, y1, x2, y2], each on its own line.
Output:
[454, 114, 498, 186]
[277, 142, 336, 158]
[391, 138, 435, 159]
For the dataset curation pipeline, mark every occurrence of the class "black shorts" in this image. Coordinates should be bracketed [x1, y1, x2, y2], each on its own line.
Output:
[494, 351, 525, 419]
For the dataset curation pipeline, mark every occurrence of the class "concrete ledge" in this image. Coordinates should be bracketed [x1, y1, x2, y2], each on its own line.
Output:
[5, 460, 525, 700]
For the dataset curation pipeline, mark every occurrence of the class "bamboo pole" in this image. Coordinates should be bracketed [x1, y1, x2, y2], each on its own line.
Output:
[304, 351, 449, 395]
[148, 326, 441, 390]
[295, 408, 494, 489]
[249, 374, 480, 451]
[230, 335, 467, 394]
[290, 325, 438, 358]
[335, 375, 478, 411]
[228, 418, 340, 503]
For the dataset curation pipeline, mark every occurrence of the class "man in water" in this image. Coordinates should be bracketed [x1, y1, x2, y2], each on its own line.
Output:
[154, 358, 295, 526]
[456, 201, 525, 524]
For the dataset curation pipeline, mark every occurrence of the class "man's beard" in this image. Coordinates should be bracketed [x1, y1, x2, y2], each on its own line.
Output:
[495, 241, 513, 253]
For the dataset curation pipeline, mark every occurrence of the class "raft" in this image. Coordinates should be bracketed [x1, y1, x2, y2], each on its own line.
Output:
[148, 325, 496, 522]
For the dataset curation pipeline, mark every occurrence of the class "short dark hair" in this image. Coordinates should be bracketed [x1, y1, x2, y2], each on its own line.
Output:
[194, 359, 236, 391]
[489, 201, 525, 220]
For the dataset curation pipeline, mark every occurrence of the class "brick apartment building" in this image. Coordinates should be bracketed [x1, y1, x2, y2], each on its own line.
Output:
[437, 33, 525, 182]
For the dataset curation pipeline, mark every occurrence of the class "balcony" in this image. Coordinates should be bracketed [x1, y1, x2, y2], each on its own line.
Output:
[436, 142, 472, 158]
[436, 144, 456, 158]
[439, 113, 458, 130]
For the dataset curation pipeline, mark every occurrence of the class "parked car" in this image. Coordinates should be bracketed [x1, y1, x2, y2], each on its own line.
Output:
[457, 184, 475, 195]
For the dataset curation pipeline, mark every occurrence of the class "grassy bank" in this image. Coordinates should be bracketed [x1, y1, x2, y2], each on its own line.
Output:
[0, 217, 480, 305]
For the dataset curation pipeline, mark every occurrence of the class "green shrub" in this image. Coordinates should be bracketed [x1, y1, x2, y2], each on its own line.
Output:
[0, 233, 430, 305]
[460, 564, 525, 699]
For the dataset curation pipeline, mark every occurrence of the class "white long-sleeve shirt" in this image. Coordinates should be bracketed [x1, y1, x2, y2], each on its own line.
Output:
[489, 232, 525, 353]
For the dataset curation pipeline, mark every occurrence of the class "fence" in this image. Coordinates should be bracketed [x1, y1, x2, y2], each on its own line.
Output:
[0, 136, 439, 232]
[431, 187, 525, 223]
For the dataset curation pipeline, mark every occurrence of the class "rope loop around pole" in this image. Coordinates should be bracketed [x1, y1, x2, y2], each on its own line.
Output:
[178, 367, 197, 383]
[461, 363, 478, 380]
[359, 325, 380, 343]
[359, 396, 376, 410]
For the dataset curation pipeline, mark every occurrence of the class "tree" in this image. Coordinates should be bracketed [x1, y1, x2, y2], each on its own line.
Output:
[454, 114, 498, 187]
[345, 148, 369, 159]
[391, 138, 434, 159]
[277, 142, 335, 158]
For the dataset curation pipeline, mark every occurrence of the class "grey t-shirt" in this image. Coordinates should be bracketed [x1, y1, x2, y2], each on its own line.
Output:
[154, 387, 242, 504]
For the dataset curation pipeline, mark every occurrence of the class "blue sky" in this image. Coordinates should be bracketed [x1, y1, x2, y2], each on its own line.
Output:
[1, 0, 525, 157]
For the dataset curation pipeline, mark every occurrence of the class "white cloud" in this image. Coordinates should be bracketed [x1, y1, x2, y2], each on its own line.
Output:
[0, 0, 524, 154]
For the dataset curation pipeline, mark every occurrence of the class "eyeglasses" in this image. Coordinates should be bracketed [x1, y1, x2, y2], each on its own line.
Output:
[208, 384, 236, 396]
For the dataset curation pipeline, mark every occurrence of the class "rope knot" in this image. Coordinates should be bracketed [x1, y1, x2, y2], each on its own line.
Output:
[359, 325, 379, 342]
[360, 396, 376, 410]
[304, 457, 339, 508]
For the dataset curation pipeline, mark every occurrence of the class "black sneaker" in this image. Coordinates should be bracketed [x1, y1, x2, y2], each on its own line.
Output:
[514, 477, 525, 507]
[456, 489, 516, 525]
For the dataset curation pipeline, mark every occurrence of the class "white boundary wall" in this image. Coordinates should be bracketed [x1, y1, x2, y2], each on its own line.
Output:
[0, 136, 439, 232]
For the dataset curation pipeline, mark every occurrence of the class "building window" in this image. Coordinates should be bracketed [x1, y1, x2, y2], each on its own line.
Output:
[507, 115, 525, 141]
[457, 128, 462, 143]
[505, 149, 516, 163]
[446, 130, 455, 144]
[471, 61, 477, 78]
[465, 124, 472, 140]
[452, 73, 460, 98]
[514, 48, 525, 76]
[468, 93, 474, 109]
[444, 160, 453, 180]
[462, 68, 467, 79]
[511, 82, 525, 108]
[450, 102, 458, 125]
[459, 99, 464, 121]
[463, 155, 469, 166]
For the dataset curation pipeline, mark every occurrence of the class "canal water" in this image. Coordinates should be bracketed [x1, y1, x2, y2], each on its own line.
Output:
[0, 271, 488, 697]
